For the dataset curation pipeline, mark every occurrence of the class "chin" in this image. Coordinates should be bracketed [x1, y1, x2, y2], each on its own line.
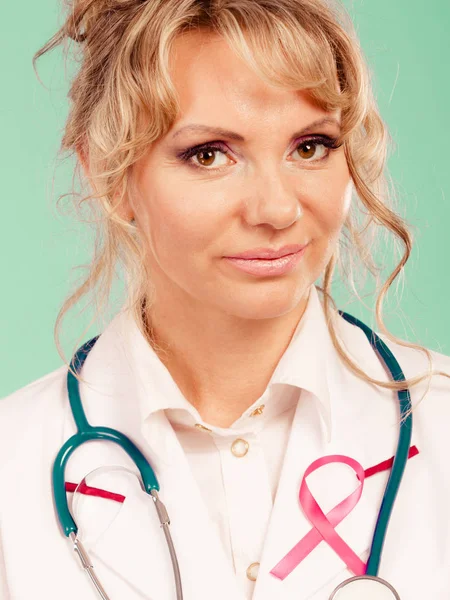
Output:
[222, 289, 307, 321]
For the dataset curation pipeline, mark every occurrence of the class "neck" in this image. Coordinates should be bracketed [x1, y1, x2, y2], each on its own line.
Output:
[143, 288, 311, 428]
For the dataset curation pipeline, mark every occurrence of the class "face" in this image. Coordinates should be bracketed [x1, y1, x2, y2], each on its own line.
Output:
[130, 30, 352, 323]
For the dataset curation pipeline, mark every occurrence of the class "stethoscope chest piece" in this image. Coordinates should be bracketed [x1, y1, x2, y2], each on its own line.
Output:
[329, 575, 401, 599]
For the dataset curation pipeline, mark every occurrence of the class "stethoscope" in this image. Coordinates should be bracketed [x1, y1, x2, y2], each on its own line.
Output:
[52, 309, 412, 600]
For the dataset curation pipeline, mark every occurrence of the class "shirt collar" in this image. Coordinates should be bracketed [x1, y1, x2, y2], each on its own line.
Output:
[113, 284, 334, 441]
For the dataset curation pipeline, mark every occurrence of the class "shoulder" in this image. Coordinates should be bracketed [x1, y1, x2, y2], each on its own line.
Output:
[335, 309, 450, 412]
[377, 334, 450, 466]
[335, 311, 450, 461]
[0, 365, 68, 419]
[0, 366, 68, 470]
[378, 335, 450, 436]
[377, 332, 450, 398]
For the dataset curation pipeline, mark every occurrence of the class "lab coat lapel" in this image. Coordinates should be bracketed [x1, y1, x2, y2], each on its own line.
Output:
[63, 408, 246, 600]
[61, 416, 164, 598]
[252, 321, 420, 600]
[84, 443, 180, 600]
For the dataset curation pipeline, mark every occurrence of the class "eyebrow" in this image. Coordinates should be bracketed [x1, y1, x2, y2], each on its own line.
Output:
[171, 117, 341, 142]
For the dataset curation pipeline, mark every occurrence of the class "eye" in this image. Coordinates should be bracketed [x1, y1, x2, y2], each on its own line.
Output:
[292, 140, 330, 162]
[177, 142, 233, 171]
[290, 135, 343, 165]
[191, 146, 231, 169]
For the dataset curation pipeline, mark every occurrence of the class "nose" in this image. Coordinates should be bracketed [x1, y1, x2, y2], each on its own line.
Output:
[242, 170, 304, 230]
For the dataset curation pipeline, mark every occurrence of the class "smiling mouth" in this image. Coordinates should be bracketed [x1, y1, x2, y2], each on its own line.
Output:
[223, 246, 307, 276]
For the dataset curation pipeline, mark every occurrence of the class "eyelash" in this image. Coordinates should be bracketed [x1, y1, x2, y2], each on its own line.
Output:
[176, 135, 343, 172]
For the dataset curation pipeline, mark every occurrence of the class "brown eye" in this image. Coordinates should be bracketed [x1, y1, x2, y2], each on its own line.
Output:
[294, 141, 327, 161]
[298, 143, 315, 159]
[196, 149, 217, 167]
[183, 144, 231, 169]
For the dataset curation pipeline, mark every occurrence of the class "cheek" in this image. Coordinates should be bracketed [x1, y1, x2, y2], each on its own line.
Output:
[316, 176, 352, 236]
[307, 177, 352, 269]
[144, 192, 225, 265]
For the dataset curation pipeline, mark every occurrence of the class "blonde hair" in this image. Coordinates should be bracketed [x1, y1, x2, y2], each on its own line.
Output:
[33, 0, 449, 400]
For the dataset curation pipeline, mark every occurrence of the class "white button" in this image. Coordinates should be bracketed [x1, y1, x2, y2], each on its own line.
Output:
[246, 562, 260, 581]
[231, 438, 249, 457]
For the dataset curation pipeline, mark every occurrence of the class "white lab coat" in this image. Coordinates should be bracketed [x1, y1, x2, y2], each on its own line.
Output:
[1, 300, 450, 599]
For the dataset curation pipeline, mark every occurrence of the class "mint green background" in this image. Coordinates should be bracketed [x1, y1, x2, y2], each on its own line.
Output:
[1, 0, 449, 398]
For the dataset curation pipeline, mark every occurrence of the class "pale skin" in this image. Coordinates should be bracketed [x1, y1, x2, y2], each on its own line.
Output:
[81, 31, 353, 427]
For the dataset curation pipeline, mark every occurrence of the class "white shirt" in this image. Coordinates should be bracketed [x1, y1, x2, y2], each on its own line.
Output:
[1, 284, 450, 600]
[141, 284, 328, 597]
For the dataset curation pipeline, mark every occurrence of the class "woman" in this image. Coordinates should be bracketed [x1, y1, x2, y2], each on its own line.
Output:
[1, 0, 449, 598]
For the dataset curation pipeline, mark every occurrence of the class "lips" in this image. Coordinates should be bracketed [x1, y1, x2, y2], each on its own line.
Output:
[224, 245, 307, 276]
[225, 243, 307, 260]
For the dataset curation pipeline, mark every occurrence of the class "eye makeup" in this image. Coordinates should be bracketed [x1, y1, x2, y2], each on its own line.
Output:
[175, 134, 343, 172]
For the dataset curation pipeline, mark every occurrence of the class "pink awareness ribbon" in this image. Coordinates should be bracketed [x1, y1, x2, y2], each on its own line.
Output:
[270, 454, 366, 580]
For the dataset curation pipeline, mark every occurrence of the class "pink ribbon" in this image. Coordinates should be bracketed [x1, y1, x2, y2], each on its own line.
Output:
[270, 454, 366, 580]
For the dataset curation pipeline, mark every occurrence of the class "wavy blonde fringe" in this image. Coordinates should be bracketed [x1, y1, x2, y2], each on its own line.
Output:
[32, 0, 450, 405]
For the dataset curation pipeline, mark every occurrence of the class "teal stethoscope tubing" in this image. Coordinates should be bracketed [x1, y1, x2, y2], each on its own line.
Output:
[338, 311, 412, 577]
[52, 309, 412, 580]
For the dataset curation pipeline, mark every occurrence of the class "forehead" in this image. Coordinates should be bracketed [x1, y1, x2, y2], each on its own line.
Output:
[169, 31, 338, 131]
